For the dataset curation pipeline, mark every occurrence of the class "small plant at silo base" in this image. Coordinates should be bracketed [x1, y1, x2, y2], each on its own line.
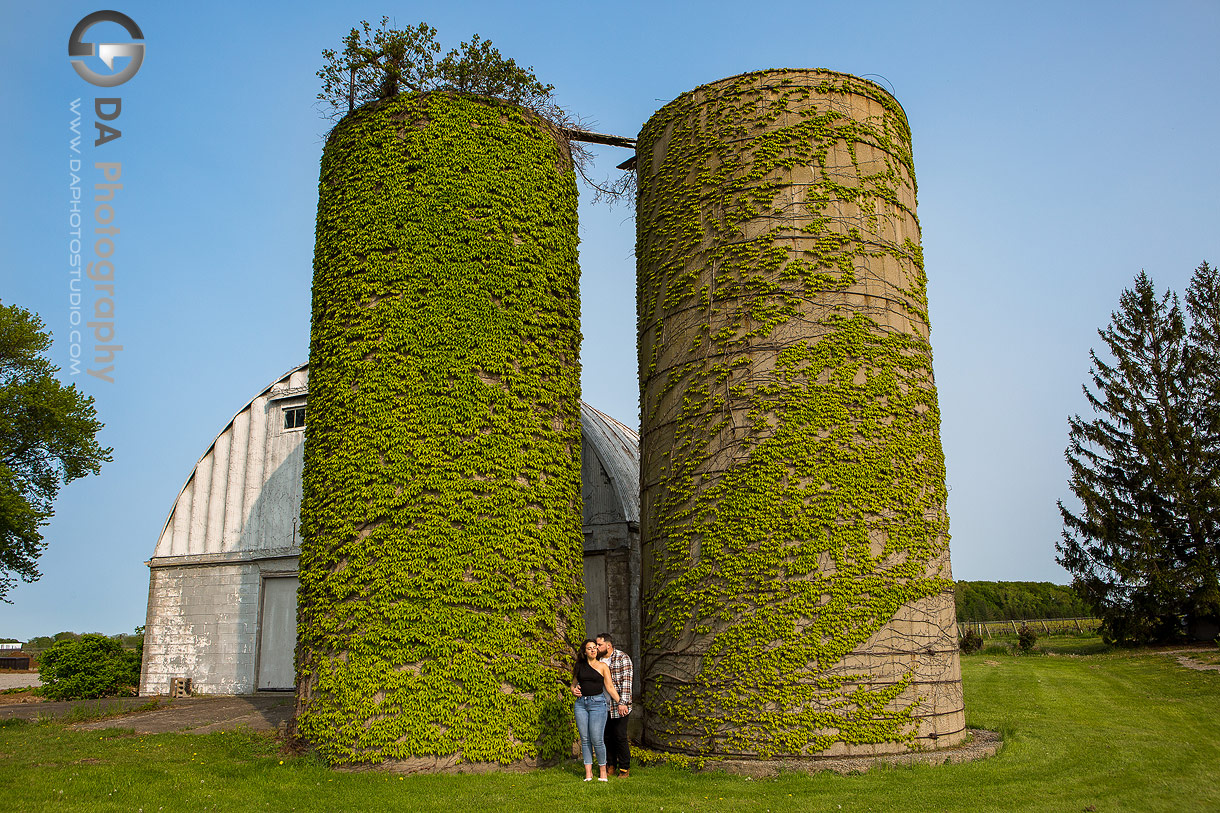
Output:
[960, 629, 984, 654]
[1017, 625, 1038, 652]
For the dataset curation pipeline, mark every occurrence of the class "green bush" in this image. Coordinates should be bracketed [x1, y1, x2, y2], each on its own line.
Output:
[960, 629, 984, 654]
[1017, 624, 1038, 653]
[37, 634, 140, 700]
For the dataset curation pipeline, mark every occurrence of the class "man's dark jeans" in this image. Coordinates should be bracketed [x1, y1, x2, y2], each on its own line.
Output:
[604, 715, 630, 771]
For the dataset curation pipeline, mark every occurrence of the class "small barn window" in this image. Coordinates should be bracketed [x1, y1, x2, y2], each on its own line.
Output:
[283, 406, 306, 430]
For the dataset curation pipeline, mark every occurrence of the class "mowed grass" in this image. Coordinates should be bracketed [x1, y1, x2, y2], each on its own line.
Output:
[1, 638, 1218, 812]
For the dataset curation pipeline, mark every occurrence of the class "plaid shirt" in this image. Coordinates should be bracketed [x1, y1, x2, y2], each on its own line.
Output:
[600, 648, 633, 718]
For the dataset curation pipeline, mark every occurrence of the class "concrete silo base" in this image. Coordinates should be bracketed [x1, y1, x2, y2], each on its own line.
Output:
[655, 729, 1002, 777]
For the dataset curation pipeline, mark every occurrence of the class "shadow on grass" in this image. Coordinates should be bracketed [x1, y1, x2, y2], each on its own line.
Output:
[1039, 635, 1113, 655]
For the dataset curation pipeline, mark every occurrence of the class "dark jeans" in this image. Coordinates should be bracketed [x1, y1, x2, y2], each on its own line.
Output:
[604, 714, 630, 770]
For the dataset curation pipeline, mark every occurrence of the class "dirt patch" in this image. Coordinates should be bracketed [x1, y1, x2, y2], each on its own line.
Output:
[0, 689, 43, 705]
[0, 695, 151, 719]
[1157, 647, 1220, 673]
[72, 695, 295, 734]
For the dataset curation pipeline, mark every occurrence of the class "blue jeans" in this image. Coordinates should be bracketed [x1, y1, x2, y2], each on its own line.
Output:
[574, 694, 608, 766]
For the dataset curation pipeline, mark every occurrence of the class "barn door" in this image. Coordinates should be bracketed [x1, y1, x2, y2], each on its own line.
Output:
[582, 554, 609, 639]
[257, 576, 298, 691]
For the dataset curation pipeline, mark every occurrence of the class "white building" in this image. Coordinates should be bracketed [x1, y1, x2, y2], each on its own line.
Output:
[140, 364, 640, 695]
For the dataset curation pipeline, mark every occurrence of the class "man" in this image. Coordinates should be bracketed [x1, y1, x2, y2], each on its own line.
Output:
[596, 632, 632, 777]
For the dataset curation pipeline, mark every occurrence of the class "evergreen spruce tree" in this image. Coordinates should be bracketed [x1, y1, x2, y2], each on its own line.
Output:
[1183, 262, 1220, 631]
[1058, 268, 1220, 644]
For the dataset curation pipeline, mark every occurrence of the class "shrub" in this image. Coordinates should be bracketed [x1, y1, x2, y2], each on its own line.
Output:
[37, 634, 140, 700]
[960, 629, 984, 654]
[1017, 624, 1038, 653]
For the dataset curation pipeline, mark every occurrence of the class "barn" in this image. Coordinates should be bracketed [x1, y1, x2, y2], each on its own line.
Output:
[139, 364, 640, 695]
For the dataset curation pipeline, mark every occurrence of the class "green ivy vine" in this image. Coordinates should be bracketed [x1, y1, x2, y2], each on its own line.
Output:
[636, 70, 957, 758]
[296, 91, 584, 767]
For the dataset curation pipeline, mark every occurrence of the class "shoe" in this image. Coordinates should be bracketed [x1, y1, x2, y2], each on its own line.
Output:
[583, 777, 593, 782]
[618, 769, 629, 778]
[598, 777, 608, 782]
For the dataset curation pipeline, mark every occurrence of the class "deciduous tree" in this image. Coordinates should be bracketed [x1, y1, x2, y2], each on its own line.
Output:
[316, 18, 556, 121]
[0, 303, 111, 601]
[316, 19, 636, 205]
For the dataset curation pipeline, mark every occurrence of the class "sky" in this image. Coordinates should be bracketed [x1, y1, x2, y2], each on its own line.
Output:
[1, 1, 1217, 639]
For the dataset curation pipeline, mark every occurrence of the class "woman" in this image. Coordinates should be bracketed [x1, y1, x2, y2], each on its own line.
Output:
[571, 638, 621, 781]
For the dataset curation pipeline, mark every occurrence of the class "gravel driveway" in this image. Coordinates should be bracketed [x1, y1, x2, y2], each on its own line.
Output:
[0, 673, 41, 690]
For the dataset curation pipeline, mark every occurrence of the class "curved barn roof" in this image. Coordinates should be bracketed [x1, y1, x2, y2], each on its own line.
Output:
[580, 401, 640, 525]
[151, 364, 639, 563]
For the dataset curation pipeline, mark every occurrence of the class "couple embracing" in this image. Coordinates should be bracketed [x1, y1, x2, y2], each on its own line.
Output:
[570, 632, 633, 781]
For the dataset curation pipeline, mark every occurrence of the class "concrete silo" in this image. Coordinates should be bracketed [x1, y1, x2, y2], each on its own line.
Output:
[296, 92, 584, 768]
[636, 70, 965, 758]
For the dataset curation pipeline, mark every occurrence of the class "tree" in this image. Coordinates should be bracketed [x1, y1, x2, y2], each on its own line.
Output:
[316, 18, 557, 121]
[1057, 267, 1220, 644]
[434, 34, 557, 115]
[316, 19, 442, 117]
[0, 303, 111, 601]
[315, 19, 635, 205]
[1183, 261, 1220, 628]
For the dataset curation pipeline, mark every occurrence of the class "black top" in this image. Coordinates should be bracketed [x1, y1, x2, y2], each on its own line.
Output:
[575, 660, 605, 698]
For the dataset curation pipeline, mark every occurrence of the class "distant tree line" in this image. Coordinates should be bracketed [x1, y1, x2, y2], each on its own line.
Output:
[955, 581, 1091, 622]
[20, 628, 142, 653]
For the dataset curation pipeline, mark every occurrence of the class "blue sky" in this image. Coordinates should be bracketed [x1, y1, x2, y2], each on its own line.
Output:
[2, 1, 1217, 639]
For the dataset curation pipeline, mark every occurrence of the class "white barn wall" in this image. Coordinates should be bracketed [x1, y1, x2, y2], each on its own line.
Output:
[142, 365, 640, 696]
[142, 562, 260, 695]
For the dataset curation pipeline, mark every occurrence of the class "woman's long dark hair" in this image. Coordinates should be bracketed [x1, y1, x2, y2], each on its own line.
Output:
[571, 638, 598, 680]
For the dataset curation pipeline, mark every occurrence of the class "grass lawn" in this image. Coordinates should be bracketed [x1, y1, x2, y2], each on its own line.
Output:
[1, 637, 1217, 812]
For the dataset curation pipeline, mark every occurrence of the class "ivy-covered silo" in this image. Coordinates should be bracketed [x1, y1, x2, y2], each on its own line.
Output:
[636, 70, 965, 758]
[296, 91, 584, 768]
